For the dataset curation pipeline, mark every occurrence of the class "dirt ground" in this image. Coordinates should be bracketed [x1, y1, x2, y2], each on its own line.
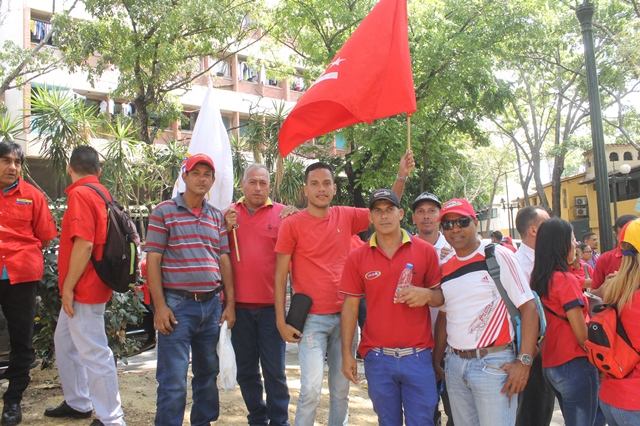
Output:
[4, 345, 380, 425]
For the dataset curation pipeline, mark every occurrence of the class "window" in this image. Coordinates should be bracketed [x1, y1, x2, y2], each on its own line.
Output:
[239, 118, 249, 137]
[181, 111, 199, 131]
[212, 60, 231, 78]
[290, 76, 306, 92]
[238, 61, 258, 82]
[491, 208, 498, 218]
[610, 152, 619, 162]
[562, 189, 567, 208]
[587, 159, 592, 168]
[624, 151, 633, 161]
[31, 19, 54, 46]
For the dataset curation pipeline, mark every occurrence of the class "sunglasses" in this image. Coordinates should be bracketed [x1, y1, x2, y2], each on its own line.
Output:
[441, 216, 473, 231]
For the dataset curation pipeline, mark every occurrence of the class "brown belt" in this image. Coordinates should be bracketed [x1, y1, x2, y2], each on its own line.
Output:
[451, 343, 513, 359]
[164, 285, 223, 302]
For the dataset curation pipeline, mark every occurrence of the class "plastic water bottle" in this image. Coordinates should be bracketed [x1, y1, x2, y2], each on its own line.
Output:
[394, 263, 414, 302]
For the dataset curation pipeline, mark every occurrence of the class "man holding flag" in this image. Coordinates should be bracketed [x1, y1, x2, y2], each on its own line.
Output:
[146, 154, 235, 426]
[274, 152, 414, 426]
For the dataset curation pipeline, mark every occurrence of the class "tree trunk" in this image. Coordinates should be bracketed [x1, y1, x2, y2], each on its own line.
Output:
[134, 97, 152, 144]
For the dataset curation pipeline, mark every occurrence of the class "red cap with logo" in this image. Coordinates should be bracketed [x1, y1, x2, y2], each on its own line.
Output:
[184, 153, 215, 172]
[438, 198, 476, 222]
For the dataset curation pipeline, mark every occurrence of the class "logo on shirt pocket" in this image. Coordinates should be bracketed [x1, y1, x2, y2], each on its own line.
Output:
[365, 271, 381, 280]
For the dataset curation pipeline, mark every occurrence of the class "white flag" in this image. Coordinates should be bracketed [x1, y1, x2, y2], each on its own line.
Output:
[172, 89, 234, 211]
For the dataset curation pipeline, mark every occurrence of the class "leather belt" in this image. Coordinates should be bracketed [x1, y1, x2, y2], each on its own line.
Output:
[164, 285, 223, 302]
[451, 342, 513, 359]
[371, 347, 426, 358]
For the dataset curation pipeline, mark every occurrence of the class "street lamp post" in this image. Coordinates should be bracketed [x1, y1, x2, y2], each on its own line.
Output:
[576, 0, 614, 253]
[611, 163, 632, 220]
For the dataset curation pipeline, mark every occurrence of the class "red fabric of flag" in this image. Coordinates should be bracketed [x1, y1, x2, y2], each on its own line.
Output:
[278, 0, 416, 157]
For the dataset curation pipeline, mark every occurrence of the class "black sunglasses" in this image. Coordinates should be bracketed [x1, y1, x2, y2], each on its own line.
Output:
[441, 216, 473, 231]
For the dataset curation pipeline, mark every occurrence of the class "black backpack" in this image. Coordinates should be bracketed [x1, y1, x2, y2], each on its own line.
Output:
[84, 184, 141, 292]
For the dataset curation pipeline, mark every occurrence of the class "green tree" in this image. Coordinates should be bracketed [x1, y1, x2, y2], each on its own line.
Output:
[55, 0, 266, 143]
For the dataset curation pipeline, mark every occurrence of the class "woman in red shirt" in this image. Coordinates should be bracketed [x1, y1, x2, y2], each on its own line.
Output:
[598, 219, 640, 426]
[571, 242, 594, 290]
[530, 218, 598, 426]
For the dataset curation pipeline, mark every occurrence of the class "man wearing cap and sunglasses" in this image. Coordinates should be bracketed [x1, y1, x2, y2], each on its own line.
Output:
[433, 198, 539, 426]
[146, 153, 235, 426]
[341, 189, 443, 426]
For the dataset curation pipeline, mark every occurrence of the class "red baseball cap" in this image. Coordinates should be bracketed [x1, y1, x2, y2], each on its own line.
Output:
[438, 198, 477, 222]
[184, 154, 215, 172]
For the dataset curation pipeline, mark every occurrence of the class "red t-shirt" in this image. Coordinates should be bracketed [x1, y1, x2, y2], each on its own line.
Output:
[571, 261, 593, 289]
[340, 230, 441, 357]
[591, 248, 622, 290]
[540, 271, 589, 368]
[0, 179, 57, 284]
[599, 290, 640, 410]
[58, 176, 112, 304]
[229, 198, 285, 306]
[275, 206, 370, 314]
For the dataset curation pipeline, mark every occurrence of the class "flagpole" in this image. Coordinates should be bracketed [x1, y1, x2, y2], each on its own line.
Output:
[407, 114, 411, 150]
[233, 226, 241, 262]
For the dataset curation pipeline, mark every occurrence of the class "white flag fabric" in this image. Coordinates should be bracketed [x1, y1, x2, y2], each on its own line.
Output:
[172, 89, 234, 212]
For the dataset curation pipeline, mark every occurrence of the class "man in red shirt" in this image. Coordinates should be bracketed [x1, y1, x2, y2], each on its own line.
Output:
[274, 152, 414, 426]
[224, 164, 297, 426]
[341, 189, 443, 425]
[0, 142, 57, 426]
[45, 146, 124, 426]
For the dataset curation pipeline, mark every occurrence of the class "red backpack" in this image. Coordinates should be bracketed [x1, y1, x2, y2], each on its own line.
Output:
[586, 303, 640, 379]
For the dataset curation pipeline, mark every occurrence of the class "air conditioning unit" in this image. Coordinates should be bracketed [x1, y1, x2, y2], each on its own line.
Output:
[575, 207, 588, 217]
[575, 196, 588, 206]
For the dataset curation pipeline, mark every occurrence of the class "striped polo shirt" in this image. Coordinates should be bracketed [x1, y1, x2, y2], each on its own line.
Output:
[145, 194, 229, 291]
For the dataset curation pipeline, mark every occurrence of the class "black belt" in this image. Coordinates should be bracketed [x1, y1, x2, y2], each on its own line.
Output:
[451, 343, 513, 359]
[164, 285, 223, 302]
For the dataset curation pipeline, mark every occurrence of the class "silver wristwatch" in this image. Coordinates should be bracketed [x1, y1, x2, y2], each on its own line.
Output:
[517, 353, 533, 366]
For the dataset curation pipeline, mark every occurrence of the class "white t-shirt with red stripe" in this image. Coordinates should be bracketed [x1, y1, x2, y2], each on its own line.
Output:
[440, 240, 533, 350]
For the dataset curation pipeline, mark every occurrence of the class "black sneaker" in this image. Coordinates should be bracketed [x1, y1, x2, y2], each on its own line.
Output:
[2, 403, 22, 426]
[44, 401, 92, 419]
[89, 419, 104, 426]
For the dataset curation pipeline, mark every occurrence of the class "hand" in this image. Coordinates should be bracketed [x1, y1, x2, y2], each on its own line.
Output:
[154, 304, 178, 335]
[501, 361, 530, 398]
[62, 287, 75, 318]
[279, 205, 300, 218]
[603, 272, 617, 284]
[277, 322, 302, 343]
[440, 247, 452, 260]
[395, 286, 430, 307]
[433, 363, 445, 383]
[398, 149, 415, 178]
[342, 354, 360, 384]
[224, 208, 238, 229]
[220, 305, 236, 328]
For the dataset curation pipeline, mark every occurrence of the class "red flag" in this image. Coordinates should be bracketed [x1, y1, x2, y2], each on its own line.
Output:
[278, 0, 416, 157]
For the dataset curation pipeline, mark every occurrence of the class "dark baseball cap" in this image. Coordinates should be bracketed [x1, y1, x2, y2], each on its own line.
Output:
[369, 188, 400, 209]
[412, 192, 441, 211]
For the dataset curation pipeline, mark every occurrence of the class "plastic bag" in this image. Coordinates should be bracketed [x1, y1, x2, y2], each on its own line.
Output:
[216, 321, 237, 391]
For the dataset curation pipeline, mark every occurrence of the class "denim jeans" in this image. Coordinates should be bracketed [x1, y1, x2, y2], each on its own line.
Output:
[542, 356, 599, 426]
[55, 302, 125, 426]
[155, 292, 222, 426]
[444, 346, 517, 426]
[600, 400, 640, 426]
[364, 348, 437, 426]
[231, 306, 290, 426]
[295, 313, 349, 426]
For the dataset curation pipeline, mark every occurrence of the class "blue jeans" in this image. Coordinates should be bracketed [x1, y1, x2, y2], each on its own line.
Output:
[600, 400, 640, 426]
[155, 292, 222, 426]
[364, 348, 437, 426]
[542, 356, 598, 426]
[231, 306, 290, 426]
[444, 347, 517, 426]
[295, 313, 349, 426]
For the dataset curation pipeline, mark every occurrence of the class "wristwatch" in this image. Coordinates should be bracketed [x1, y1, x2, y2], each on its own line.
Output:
[517, 353, 533, 366]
